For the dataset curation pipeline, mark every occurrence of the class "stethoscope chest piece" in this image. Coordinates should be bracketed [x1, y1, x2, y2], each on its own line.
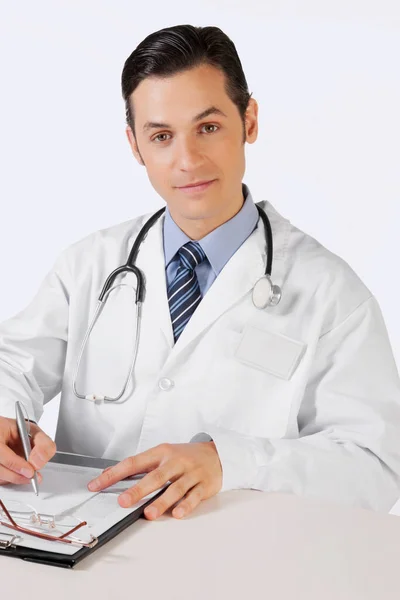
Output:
[252, 275, 282, 309]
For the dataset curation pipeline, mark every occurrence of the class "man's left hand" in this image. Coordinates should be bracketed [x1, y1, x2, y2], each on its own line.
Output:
[87, 442, 222, 520]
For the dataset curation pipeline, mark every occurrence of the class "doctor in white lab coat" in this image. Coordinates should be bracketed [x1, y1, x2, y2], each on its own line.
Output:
[1, 25, 400, 521]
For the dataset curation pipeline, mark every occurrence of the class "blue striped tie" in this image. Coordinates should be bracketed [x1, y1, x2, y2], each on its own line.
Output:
[167, 241, 207, 343]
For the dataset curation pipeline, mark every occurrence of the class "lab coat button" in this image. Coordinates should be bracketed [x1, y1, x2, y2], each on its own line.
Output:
[158, 378, 174, 391]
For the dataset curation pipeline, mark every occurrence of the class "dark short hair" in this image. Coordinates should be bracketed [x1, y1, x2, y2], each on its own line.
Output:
[121, 24, 252, 143]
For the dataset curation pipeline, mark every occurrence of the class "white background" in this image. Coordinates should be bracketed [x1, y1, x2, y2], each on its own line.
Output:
[0, 1, 399, 440]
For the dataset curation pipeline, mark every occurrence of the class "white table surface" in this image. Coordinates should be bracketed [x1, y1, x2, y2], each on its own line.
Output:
[2, 489, 400, 600]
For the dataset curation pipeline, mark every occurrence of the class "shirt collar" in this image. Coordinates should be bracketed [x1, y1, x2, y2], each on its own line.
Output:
[163, 182, 259, 276]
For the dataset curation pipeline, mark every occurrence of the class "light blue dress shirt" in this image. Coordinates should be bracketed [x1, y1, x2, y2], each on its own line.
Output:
[163, 182, 259, 296]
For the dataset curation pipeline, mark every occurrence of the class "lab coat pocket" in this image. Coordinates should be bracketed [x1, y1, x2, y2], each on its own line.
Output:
[208, 325, 307, 439]
[234, 325, 306, 380]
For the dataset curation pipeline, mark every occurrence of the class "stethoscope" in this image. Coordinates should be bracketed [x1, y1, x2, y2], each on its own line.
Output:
[72, 205, 282, 403]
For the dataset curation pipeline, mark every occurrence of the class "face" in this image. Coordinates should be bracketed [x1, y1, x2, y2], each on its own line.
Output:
[126, 63, 258, 232]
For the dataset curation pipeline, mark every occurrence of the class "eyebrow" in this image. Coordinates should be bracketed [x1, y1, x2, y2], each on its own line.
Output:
[142, 106, 228, 132]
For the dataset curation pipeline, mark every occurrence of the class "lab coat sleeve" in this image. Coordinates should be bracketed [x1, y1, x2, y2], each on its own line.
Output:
[199, 295, 400, 512]
[0, 251, 70, 423]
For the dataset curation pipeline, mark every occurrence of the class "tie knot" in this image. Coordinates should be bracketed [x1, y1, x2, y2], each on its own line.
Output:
[177, 241, 206, 271]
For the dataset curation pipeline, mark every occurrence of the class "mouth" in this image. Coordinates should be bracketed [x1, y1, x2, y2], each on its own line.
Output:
[176, 179, 216, 194]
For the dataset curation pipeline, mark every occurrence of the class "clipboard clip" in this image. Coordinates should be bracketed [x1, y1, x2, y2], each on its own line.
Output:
[0, 533, 19, 549]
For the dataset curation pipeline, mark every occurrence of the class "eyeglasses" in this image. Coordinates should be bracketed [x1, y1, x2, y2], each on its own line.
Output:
[0, 499, 98, 548]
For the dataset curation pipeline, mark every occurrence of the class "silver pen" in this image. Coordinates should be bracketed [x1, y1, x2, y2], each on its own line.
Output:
[15, 401, 39, 496]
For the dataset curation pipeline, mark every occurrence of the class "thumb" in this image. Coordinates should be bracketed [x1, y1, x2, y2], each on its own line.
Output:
[28, 427, 57, 470]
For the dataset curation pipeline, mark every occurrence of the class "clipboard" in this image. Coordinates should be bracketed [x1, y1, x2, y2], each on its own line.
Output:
[0, 451, 168, 569]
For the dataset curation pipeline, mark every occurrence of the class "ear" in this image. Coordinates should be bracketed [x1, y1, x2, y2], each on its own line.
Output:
[244, 97, 258, 144]
[126, 126, 145, 166]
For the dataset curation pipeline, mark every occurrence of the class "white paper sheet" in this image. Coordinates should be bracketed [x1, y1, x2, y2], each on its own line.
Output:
[0, 463, 104, 514]
[0, 462, 164, 555]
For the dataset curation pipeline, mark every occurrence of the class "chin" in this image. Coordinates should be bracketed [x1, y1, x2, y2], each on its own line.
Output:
[182, 206, 218, 220]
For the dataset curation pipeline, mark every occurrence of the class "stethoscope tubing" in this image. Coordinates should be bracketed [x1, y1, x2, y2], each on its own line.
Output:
[72, 203, 277, 403]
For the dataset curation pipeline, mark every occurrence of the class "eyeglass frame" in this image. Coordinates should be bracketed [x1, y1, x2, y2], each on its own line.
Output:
[0, 499, 98, 548]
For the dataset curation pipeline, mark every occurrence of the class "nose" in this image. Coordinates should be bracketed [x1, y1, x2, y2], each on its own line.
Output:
[173, 136, 204, 171]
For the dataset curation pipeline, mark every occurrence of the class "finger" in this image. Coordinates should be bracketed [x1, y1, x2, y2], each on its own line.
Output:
[0, 443, 35, 479]
[117, 461, 186, 509]
[143, 474, 198, 519]
[101, 465, 147, 482]
[0, 464, 43, 486]
[28, 430, 57, 470]
[101, 465, 141, 479]
[171, 483, 205, 519]
[88, 446, 164, 492]
[0, 464, 31, 485]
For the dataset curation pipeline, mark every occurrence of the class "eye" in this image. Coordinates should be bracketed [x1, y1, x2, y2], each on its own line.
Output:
[152, 133, 171, 143]
[200, 123, 219, 134]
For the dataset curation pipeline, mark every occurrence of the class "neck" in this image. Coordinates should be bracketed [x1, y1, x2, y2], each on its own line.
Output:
[170, 188, 245, 240]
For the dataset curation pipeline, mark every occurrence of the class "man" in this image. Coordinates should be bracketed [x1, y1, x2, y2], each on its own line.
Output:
[1, 24, 400, 521]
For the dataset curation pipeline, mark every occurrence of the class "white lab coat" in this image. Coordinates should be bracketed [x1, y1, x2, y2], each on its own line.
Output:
[1, 199, 400, 513]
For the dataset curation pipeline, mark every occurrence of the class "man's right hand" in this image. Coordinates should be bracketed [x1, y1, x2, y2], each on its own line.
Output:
[0, 415, 56, 486]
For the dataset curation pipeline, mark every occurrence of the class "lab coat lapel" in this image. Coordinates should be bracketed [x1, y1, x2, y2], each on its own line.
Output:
[173, 200, 290, 356]
[135, 211, 175, 349]
[174, 220, 266, 349]
[135, 200, 290, 359]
